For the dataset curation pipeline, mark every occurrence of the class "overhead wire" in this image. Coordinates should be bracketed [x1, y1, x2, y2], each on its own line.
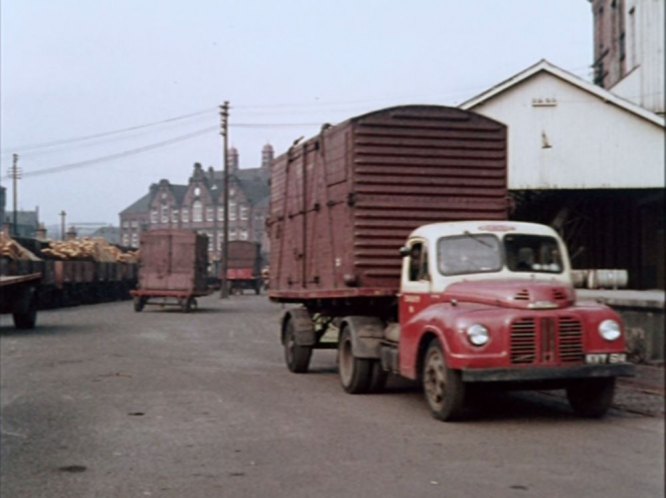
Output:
[18, 126, 217, 178]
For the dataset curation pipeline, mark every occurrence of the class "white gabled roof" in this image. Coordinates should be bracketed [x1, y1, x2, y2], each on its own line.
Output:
[459, 59, 664, 128]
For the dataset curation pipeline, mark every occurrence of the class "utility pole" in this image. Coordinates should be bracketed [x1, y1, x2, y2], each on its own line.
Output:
[10, 154, 20, 236]
[220, 101, 230, 298]
[59, 210, 66, 241]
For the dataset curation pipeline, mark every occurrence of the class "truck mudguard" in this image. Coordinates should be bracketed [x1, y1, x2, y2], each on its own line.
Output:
[282, 308, 316, 346]
[340, 316, 385, 359]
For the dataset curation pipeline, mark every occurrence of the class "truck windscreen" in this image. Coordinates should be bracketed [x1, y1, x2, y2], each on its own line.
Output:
[504, 234, 563, 273]
[438, 234, 502, 276]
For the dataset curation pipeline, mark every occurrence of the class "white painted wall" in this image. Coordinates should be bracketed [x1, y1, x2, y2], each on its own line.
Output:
[467, 72, 665, 190]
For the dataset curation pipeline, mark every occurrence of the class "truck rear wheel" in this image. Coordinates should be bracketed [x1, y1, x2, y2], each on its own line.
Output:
[423, 340, 465, 421]
[284, 319, 312, 373]
[566, 378, 616, 418]
[338, 327, 372, 394]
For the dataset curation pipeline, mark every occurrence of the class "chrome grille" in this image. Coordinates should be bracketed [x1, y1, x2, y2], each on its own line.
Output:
[510, 318, 536, 364]
[558, 316, 584, 363]
[509, 315, 585, 365]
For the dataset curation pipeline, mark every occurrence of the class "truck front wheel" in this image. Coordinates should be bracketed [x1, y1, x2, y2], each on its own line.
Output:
[338, 327, 372, 394]
[423, 340, 465, 421]
[566, 378, 616, 418]
[284, 320, 312, 373]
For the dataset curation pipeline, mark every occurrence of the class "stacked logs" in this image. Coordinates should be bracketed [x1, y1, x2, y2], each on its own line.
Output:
[0, 233, 41, 261]
[41, 238, 139, 263]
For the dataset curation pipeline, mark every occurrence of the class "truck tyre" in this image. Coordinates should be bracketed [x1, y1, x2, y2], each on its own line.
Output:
[566, 378, 616, 418]
[13, 298, 37, 330]
[284, 319, 312, 373]
[338, 327, 372, 394]
[133, 297, 145, 312]
[368, 361, 388, 393]
[184, 297, 196, 313]
[423, 340, 465, 421]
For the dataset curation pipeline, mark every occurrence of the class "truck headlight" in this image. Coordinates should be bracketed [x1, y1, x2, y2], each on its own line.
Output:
[599, 319, 621, 341]
[466, 324, 489, 346]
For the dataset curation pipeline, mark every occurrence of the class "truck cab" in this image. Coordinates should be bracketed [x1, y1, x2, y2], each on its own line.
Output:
[388, 221, 633, 420]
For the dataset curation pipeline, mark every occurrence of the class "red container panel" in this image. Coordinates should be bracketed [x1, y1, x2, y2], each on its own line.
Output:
[268, 105, 508, 302]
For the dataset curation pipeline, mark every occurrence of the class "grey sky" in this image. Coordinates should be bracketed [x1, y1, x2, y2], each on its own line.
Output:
[1, 0, 593, 227]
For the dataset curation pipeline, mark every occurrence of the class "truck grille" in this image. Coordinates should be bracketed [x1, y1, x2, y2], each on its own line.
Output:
[509, 316, 584, 365]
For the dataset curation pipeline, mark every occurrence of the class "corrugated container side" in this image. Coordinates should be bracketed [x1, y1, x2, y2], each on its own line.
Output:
[269, 106, 507, 301]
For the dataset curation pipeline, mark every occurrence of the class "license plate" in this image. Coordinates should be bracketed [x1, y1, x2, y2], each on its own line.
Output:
[585, 353, 627, 364]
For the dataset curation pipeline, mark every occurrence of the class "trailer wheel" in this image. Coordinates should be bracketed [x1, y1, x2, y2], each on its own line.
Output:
[283, 319, 312, 373]
[422, 339, 465, 421]
[133, 297, 145, 312]
[13, 298, 37, 330]
[338, 327, 372, 394]
[184, 297, 196, 313]
[566, 378, 616, 418]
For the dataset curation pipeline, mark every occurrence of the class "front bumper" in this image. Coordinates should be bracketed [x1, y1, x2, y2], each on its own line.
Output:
[461, 363, 635, 383]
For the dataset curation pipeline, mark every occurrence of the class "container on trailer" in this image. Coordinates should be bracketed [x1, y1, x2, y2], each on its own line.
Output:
[131, 229, 209, 312]
[268, 105, 508, 302]
[226, 241, 263, 294]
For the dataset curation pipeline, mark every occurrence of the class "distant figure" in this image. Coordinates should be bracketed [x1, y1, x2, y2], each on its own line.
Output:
[517, 247, 535, 271]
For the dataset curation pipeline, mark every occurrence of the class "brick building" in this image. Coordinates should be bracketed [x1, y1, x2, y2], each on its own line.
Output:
[119, 145, 273, 264]
[590, 0, 664, 115]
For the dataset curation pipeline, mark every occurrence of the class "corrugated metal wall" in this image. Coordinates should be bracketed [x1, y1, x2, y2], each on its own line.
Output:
[351, 107, 508, 288]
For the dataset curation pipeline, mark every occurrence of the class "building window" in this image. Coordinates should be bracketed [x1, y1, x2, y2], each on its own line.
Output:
[150, 210, 158, 223]
[229, 201, 237, 221]
[131, 220, 138, 228]
[239, 229, 248, 240]
[230, 229, 237, 240]
[206, 207, 214, 222]
[240, 206, 248, 221]
[131, 234, 139, 247]
[122, 220, 129, 228]
[122, 234, 129, 246]
[171, 210, 179, 223]
[217, 206, 224, 221]
[193, 201, 203, 222]
[182, 208, 190, 223]
[161, 205, 169, 223]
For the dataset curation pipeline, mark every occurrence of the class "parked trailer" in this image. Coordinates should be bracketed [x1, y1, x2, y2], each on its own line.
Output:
[226, 241, 263, 295]
[131, 229, 209, 312]
[0, 273, 42, 329]
[268, 105, 634, 421]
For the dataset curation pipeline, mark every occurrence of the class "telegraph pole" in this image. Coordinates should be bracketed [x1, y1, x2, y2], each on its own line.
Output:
[220, 101, 230, 298]
[10, 154, 20, 236]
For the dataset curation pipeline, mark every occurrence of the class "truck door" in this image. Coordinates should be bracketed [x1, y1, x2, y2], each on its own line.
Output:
[399, 240, 431, 323]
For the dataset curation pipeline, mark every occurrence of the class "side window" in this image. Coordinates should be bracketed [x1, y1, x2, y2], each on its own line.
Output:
[408, 242, 429, 282]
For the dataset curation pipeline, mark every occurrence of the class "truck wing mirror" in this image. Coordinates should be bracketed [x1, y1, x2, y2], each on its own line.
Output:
[399, 246, 411, 257]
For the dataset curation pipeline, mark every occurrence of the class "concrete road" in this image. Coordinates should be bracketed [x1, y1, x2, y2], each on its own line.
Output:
[1, 295, 663, 498]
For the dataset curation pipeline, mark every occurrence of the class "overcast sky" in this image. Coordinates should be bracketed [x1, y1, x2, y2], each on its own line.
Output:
[1, 0, 593, 228]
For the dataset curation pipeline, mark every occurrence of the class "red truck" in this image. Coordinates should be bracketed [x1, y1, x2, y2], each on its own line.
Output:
[131, 229, 209, 312]
[267, 105, 634, 420]
[225, 241, 263, 295]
